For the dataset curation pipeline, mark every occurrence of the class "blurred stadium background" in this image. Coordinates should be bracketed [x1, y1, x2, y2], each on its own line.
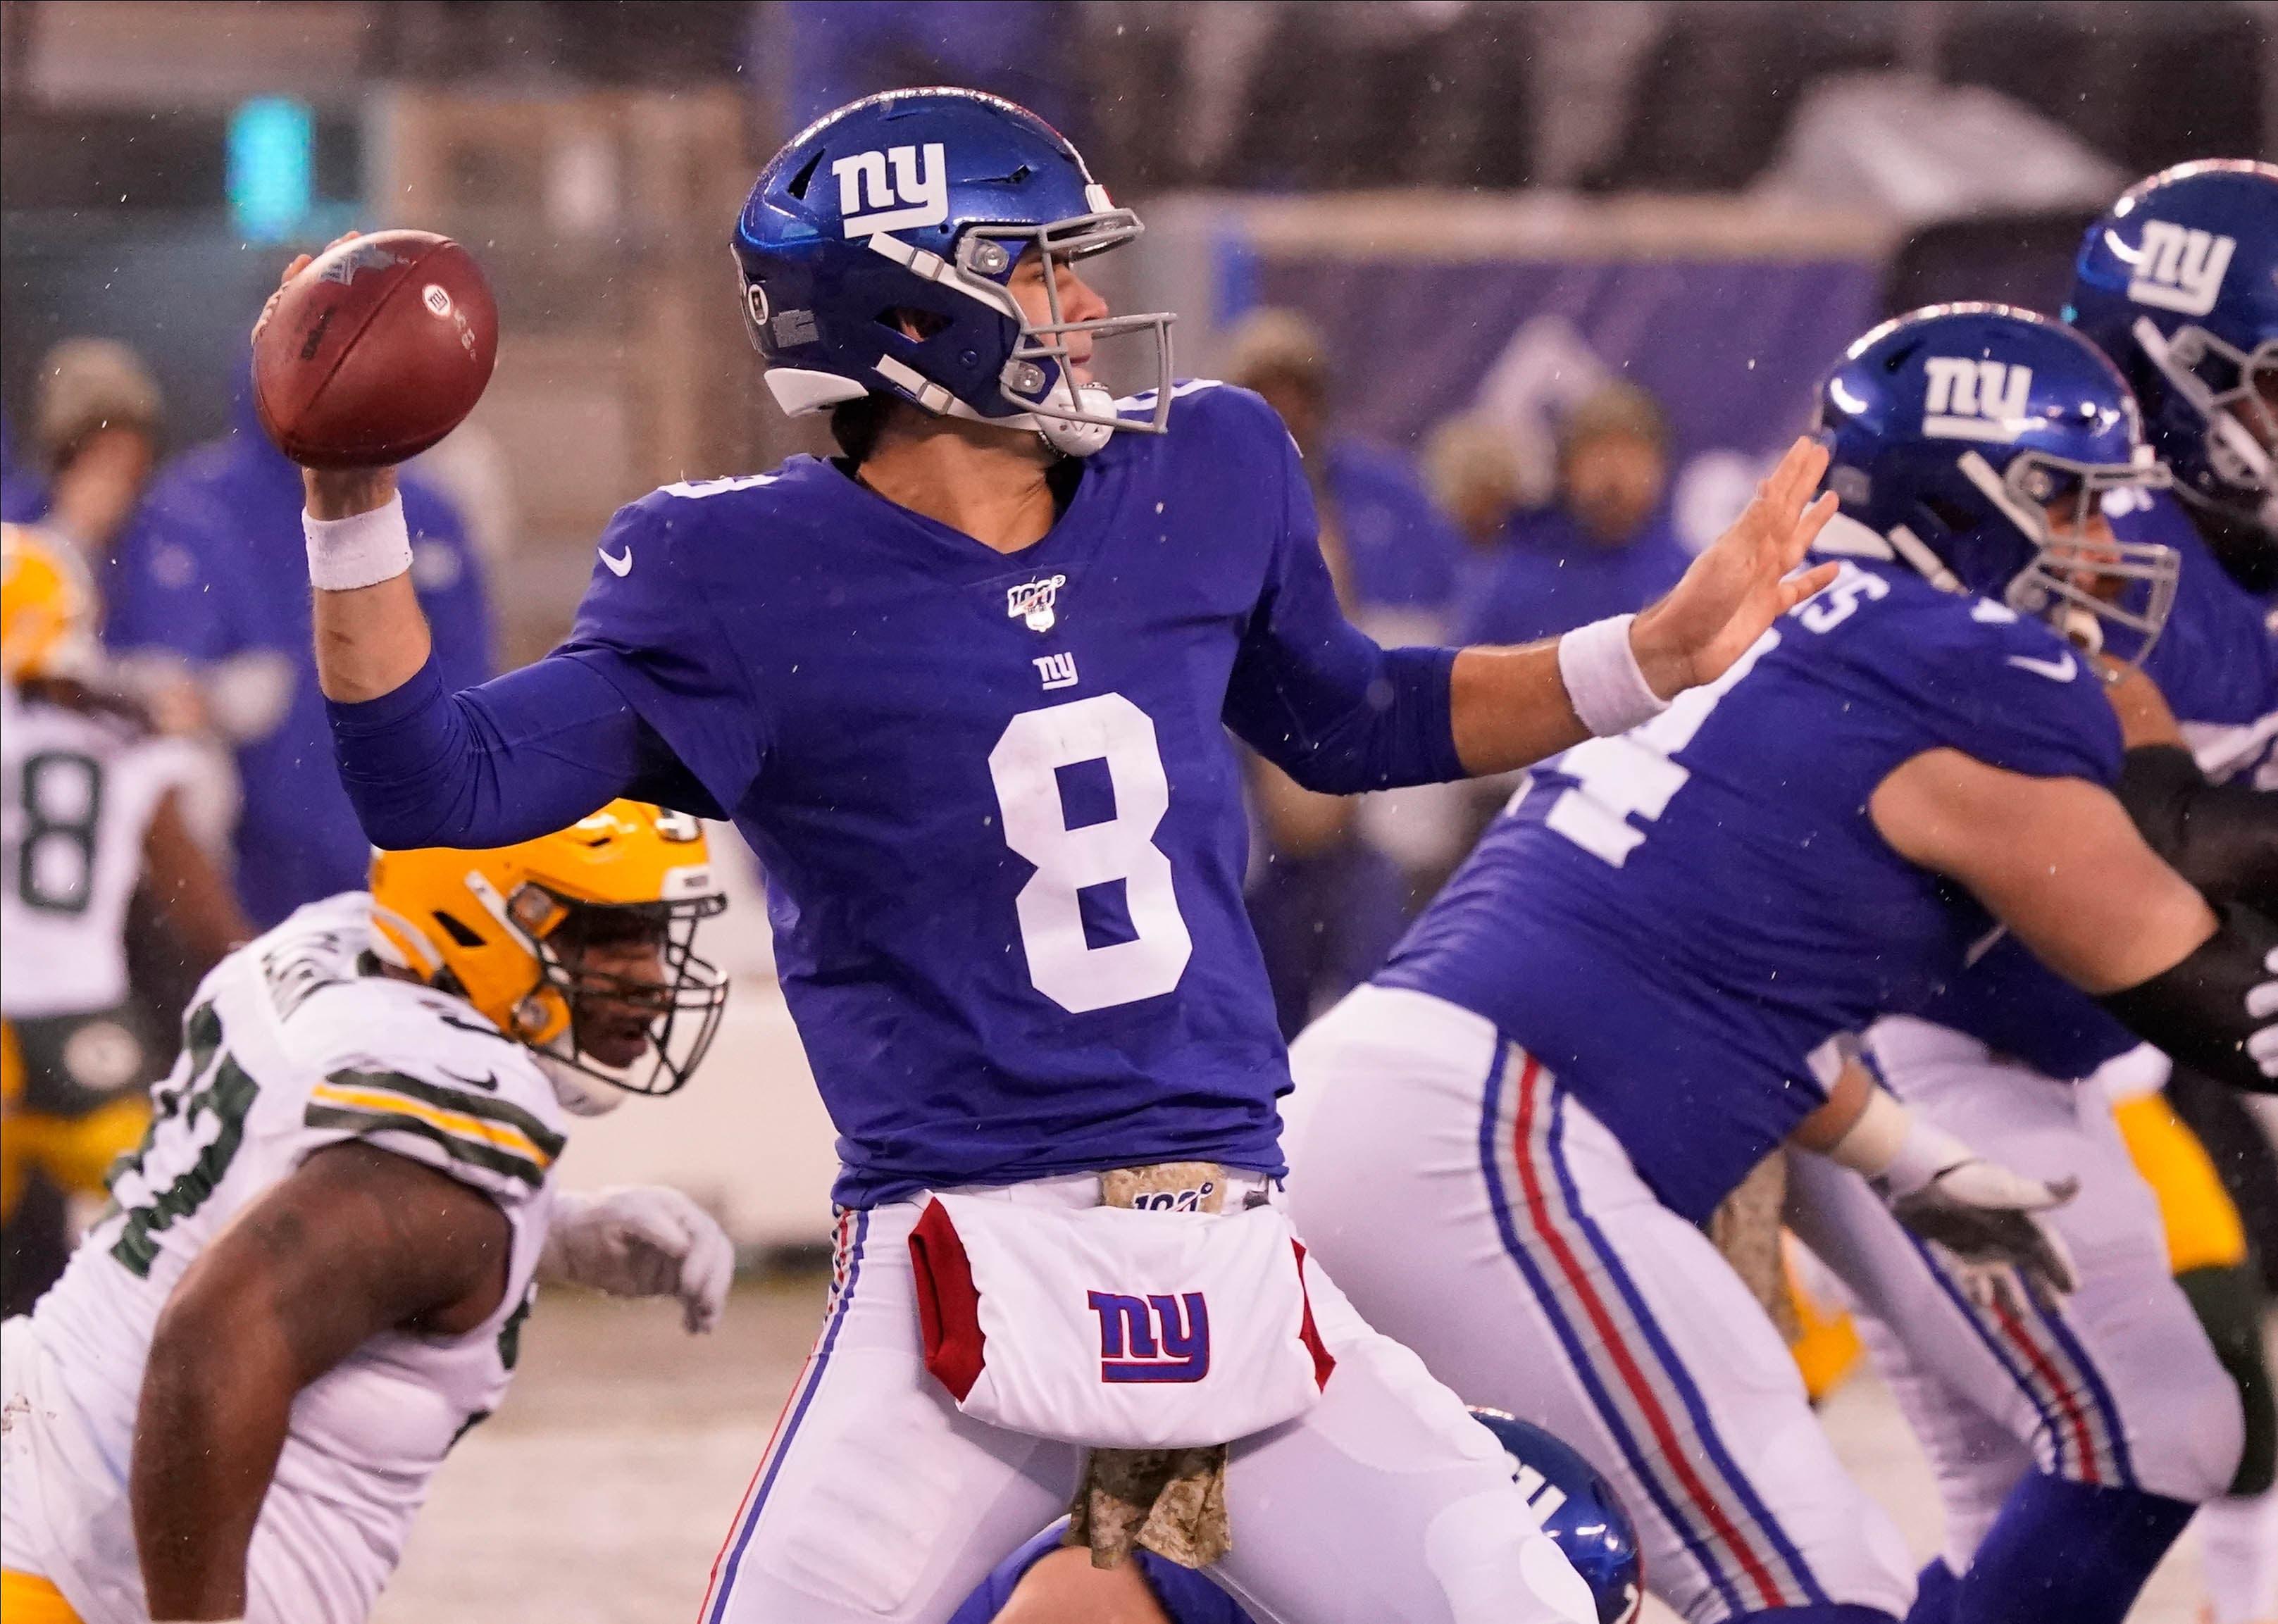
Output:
[2, 3, 2271, 1619]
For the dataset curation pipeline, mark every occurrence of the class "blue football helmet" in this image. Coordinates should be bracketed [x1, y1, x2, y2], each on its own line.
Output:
[2067, 161, 2278, 558]
[1815, 303, 2177, 661]
[1470, 1408, 1643, 1624]
[732, 87, 1173, 457]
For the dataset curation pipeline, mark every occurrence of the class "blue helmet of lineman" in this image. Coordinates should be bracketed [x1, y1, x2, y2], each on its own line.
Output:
[2066, 161, 2278, 558]
[1471, 1408, 1644, 1624]
[731, 87, 1174, 458]
[1815, 304, 2177, 661]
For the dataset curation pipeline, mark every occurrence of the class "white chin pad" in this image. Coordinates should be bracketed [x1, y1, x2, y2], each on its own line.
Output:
[538, 1049, 625, 1118]
[1035, 382, 1116, 457]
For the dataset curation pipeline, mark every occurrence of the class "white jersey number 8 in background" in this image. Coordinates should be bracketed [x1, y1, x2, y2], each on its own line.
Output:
[988, 694, 1193, 1013]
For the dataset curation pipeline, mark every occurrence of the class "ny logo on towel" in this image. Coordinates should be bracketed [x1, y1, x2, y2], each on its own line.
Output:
[1088, 1290, 1211, 1382]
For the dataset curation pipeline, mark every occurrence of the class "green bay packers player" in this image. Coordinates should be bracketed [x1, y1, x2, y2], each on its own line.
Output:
[1, 523, 249, 1316]
[0, 800, 737, 1624]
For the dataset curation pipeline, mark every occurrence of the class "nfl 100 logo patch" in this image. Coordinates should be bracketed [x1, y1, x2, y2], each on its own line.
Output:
[1088, 1289, 1211, 1383]
[1007, 574, 1067, 633]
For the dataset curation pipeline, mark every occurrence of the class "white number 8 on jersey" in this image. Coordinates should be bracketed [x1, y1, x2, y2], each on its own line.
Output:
[988, 694, 1193, 1013]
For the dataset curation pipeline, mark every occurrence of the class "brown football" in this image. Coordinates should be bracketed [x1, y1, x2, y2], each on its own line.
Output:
[251, 230, 497, 469]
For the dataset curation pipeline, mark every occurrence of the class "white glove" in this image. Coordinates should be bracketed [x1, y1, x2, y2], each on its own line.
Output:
[538, 1185, 735, 1334]
[2248, 946, 2278, 1080]
[1826, 1088, 2079, 1317]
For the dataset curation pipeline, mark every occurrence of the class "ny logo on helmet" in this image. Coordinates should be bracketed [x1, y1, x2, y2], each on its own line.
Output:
[833, 143, 949, 238]
[2128, 220, 2235, 318]
[1923, 358, 2033, 444]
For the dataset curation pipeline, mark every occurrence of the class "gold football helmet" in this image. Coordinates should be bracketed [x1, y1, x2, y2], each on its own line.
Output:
[1, 523, 99, 685]
[369, 801, 728, 1106]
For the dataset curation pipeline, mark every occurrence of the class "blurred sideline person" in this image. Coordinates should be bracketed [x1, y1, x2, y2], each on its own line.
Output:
[104, 370, 493, 929]
[290, 87, 1839, 1624]
[1457, 382, 1692, 649]
[947, 1411, 1644, 1624]
[27, 340, 166, 575]
[1226, 307, 1465, 640]
[1, 524, 249, 1318]
[0, 801, 736, 1624]
[1285, 308, 2278, 1624]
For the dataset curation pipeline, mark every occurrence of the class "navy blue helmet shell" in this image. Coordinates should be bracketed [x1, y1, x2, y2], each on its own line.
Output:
[1815, 303, 2178, 661]
[2067, 161, 2278, 556]
[1469, 1407, 1644, 1624]
[731, 87, 1174, 456]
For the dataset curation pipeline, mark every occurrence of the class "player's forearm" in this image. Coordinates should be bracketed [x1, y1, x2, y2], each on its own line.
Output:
[2115, 744, 2278, 913]
[304, 467, 433, 704]
[1448, 641, 1591, 775]
[131, 1316, 294, 1618]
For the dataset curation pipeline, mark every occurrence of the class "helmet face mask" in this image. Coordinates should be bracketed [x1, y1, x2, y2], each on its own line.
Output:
[523, 889, 728, 1104]
[2136, 318, 2278, 494]
[733, 87, 1176, 458]
[1957, 446, 2178, 660]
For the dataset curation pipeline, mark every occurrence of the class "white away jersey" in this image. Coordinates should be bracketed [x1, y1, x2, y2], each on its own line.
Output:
[4, 893, 568, 1624]
[0, 682, 197, 1018]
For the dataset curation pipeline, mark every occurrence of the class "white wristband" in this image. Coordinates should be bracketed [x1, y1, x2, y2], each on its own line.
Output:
[1557, 613, 1669, 737]
[1826, 1088, 1972, 1198]
[304, 494, 413, 592]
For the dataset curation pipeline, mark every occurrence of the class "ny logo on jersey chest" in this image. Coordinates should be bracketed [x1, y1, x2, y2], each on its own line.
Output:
[833, 143, 948, 237]
[1033, 652, 1079, 691]
[2129, 220, 2235, 318]
[1088, 1289, 1211, 1383]
[1922, 358, 2033, 443]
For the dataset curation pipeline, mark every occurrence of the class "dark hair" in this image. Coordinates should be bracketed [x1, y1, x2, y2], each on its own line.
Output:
[830, 394, 897, 466]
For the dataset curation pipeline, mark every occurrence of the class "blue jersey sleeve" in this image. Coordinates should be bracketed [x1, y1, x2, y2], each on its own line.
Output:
[554, 489, 774, 816]
[1915, 934, 2139, 1080]
[1221, 403, 1463, 794]
[327, 649, 716, 849]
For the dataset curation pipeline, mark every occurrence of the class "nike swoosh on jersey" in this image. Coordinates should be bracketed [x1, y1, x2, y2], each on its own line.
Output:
[2005, 651, 2077, 682]
[599, 544, 633, 577]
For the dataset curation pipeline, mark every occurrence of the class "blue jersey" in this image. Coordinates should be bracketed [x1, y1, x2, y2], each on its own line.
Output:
[555, 384, 1459, 1205]
[1381, 545, 2122, 1220]
[2127, 489, 2278, 787]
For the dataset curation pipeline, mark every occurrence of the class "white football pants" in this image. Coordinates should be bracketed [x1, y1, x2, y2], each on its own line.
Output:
[1283, 986, 1916, 1624]
[697, 1173, 1598, 1624]
[1784, 1017, 2243, 1573]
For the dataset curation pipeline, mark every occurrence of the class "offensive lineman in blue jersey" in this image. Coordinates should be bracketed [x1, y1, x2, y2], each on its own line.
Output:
[268, 90, 1845, 1624]
[1798, 163, 2278, 1624]
[1283, 305, 2278, 1624]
